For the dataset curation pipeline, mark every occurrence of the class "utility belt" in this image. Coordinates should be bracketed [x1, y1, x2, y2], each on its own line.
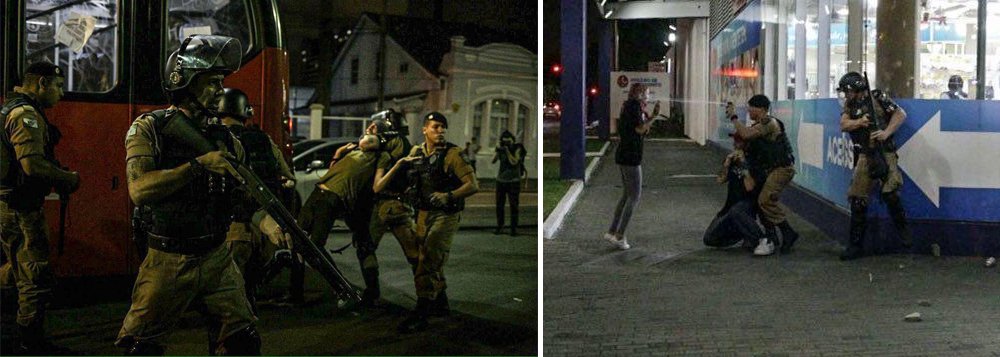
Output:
[147, 232, 226, 255]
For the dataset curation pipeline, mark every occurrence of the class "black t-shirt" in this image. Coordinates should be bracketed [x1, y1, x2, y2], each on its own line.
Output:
[615, 99, 645, 166]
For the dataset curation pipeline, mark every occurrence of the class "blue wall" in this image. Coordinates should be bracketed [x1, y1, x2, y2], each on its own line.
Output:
[711, 99, 1000, 255]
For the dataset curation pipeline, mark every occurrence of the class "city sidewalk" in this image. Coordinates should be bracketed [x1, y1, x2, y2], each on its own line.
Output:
[544, 140, 1000, 356]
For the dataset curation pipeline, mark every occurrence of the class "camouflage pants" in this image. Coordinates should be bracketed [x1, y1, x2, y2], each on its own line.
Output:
[225, 222, 276, 303]
[758, 166, 796, 225]
[0, 200, 55, 327]
[848, 152, 904, 202]
[116, 243, 256, 348]
[414, 210, 461, 300]
[369, 199, 418, 270]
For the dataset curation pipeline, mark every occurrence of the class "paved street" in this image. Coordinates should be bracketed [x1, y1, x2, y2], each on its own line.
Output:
[7, 228, 537, 355]
[544, 140, 1000, 356]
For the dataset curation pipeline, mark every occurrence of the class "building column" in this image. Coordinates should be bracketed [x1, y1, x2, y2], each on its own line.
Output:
[560, 0, 586, 180]
[596, 20, 613, 140]
[876, 0, 917, 97]
[817, 0, 831, 98]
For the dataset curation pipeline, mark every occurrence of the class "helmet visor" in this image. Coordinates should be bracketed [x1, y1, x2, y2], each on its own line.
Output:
[176, 35, 242, 74]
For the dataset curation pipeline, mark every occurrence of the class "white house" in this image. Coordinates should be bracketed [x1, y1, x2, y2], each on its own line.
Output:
[323, 13, 537, 179]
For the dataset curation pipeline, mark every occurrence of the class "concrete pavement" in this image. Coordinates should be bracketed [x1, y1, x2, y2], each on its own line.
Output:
[544, 140, 1000, 356]
[6, 228, 537, 355]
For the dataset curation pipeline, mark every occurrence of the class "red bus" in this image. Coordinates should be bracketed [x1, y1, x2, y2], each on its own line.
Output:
[1, 0, 291, 277]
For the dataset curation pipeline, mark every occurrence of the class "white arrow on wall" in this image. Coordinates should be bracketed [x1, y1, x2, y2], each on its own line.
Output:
[897, 111, 1000, 207]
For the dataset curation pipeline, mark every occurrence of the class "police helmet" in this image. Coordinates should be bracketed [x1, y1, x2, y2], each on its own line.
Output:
[163, 35, 242, 92]
[217, 88, 254, 120]
[948, 75, 964, 91]
[423, 112, 448, 128]
[370, 109, 408, 138]
[837, 72, 869, 92]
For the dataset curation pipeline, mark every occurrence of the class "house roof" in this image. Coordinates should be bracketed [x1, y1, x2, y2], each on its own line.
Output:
[361, 13, 536, 76]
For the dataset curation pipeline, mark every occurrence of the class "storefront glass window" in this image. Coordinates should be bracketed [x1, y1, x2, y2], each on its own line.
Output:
[918, 0, 978, 99]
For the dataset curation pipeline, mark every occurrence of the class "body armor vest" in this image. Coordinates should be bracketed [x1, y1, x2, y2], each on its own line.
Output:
[846, 95, 897, 153]
[1, 94, 60, 209]
[140, 110, 238, 238]
[407, 143, 464, 213]
[227, 125, 277, 222]
[746, 117, 795, 172]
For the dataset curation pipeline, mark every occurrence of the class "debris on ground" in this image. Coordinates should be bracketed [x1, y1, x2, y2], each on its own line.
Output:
[904, 312, 922, 322]
[918, 300, 931, 307]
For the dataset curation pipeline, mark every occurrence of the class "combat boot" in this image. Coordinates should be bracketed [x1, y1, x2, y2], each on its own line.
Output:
[883, 192, 912, 249]
[16, 322, 76, 356]
[428, 291, 451, 317]
[841, 199, 867, 261]
[397, 298, 431, 333]
[777, 221, 799, 254]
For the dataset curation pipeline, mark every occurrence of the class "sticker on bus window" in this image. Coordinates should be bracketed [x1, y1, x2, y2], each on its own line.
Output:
[181, 26, 213, 40]
[55, 12, 97, 53]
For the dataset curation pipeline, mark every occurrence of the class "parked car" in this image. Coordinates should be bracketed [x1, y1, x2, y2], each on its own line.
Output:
[291, 137, 356, 205]
[543, 101, 561, 121]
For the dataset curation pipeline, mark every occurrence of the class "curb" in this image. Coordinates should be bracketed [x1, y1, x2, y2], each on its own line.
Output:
[543, 141, 610, 240]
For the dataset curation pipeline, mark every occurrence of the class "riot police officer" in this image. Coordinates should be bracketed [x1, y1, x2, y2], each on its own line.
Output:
[217, 88, 295, 309]
[368, 109, 418, 305]
[383, 112, 479, 333]
[1, 61, 80, 354]
[117, 35, 290, 355]
[728, 95, 799, 256]
[837, 72, 912, 260]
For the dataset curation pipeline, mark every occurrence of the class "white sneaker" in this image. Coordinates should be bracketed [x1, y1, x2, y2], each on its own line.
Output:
[753, 238, 775, 256]
[615, 238, 631, 250]
[986, 257, 997, 268]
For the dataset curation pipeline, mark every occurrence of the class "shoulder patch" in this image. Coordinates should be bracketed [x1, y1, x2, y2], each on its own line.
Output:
[126, 123, 138, 139]
[22, 117, 39, 128]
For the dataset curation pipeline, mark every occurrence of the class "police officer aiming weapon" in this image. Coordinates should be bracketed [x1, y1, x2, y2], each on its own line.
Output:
[837, 71, 912, 260]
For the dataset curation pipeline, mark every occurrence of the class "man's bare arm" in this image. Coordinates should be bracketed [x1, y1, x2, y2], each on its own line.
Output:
[20, 156, 78, 192]
[126, 156, 194, 206]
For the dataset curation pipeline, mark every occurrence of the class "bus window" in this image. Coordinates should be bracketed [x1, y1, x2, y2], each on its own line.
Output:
[165, 0, 253, 58]
[24, 0, 120, 93]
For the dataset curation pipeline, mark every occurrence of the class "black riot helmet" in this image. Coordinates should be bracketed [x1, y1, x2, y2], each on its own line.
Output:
[837, 72, 869, 92]
[162, 35, 242, 93]
[370, 109, 408, 139]
[217, 88, 254, 121]
[948, 75, 964, 91]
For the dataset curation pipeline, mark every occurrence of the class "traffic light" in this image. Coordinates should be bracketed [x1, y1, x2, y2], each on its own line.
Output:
[551, 63, 562, 75]
[589, 86, 599, 96]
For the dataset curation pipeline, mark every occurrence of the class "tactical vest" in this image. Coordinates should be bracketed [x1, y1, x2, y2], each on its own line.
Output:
[139, 110, 238, 239]
[846, 95, 897, 153]
[408, 143, 464, 213]
[227, 124, 279, 222]
[1, 94, 60, 209]
[746, 117, 795, 172]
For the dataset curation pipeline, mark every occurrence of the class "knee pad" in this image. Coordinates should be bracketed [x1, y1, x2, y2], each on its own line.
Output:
[216, 326, 261, 356]
[850, 198, 867, 215]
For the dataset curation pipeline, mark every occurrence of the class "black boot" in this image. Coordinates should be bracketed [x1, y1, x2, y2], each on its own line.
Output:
[883, 192, 913, 249]
[778, 221, 799, 254]
[428, 291, 450, 317]
[125, 340, 165, 356]
[18, 321, 75, 356]
[841, 199, 867, 261]
[397, 298, 431, 333]
[360, 268, 383, 308]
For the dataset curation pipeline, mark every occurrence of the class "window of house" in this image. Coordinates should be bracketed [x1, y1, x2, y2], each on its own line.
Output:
[517, 104, 529, 143]
[473, 101, 485, 144]
[489, 99, 512, 148]
[350, 58, 359, 85]
[399, 62, 409, 74]
[24, 0, 120, 93]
